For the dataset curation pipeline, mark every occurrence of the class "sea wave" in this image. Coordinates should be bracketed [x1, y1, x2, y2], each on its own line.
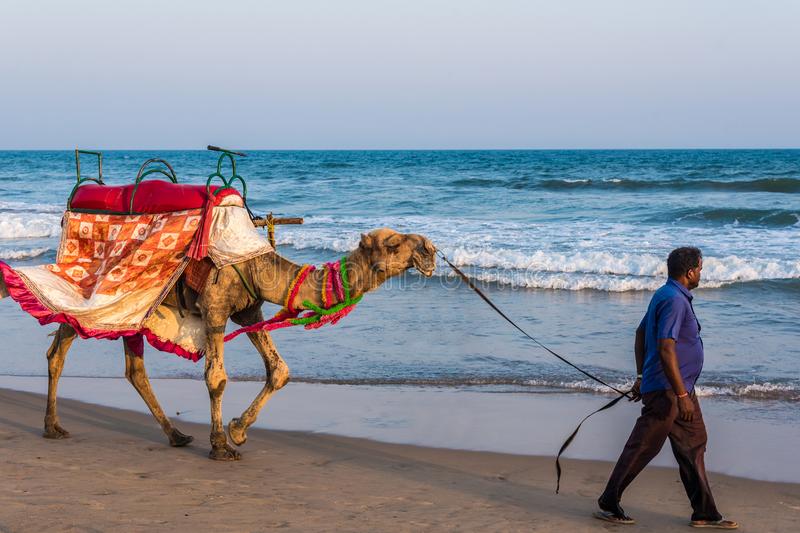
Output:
[276, 224, 360, 253]
[462, 271, 672, 291]
[534, 378, 800, 401]
[667, 207, 800, 228]
[0, 200, 64, 214]
[0, 212, 62, 240]
[273, 377, 800, 402]
[0, 247, 50, 260]
[444, 250, 800, 290]
[502, 177, 800, 193]
[319, 162, 356, 169]
[459, 270, 767, 291]
[451, 249, 666, 277]
[274, 220, 799, 291]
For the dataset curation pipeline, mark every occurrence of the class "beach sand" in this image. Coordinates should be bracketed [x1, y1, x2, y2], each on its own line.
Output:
[1, 388, 798, 532]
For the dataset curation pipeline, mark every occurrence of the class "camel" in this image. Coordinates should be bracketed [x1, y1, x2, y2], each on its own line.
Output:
[42, 228, 436, 460]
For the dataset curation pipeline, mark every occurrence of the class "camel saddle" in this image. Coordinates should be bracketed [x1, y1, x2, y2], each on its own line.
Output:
[70, 181, 241, 214]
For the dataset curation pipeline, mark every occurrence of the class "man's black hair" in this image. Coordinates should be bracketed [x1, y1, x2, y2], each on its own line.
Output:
[667, 247, 703, 279]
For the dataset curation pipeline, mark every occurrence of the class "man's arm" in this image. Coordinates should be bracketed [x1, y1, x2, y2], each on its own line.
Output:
[635, 325, 645, 375]
[630, 324, 645, 401]
[658, 338, 695, 421]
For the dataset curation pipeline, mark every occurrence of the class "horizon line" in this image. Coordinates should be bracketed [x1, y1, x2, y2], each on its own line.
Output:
[1, 147, 800, 152]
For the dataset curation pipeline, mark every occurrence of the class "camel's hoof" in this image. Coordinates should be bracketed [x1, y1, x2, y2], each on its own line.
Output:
[168, 428, 194, 447]
[209, 444, 241, 461]
[43, 424, 71, 440]
[227, 418, 247, 446]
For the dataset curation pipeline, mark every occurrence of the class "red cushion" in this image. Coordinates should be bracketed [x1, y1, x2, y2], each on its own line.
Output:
[70, 181, 242, 214]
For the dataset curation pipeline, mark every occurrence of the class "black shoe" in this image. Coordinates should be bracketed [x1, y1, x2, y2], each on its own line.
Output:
[595, 498, 635, 525]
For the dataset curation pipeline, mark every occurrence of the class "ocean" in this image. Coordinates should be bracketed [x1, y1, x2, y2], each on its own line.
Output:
[0, 150, 798, 412]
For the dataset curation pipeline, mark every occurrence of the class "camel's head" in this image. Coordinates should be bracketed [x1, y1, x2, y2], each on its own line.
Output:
[358, 228, 437, 278]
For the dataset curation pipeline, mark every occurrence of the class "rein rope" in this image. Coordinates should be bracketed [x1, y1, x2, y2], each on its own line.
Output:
[435, 250, 633, 494]
[223, 257, 362, 342]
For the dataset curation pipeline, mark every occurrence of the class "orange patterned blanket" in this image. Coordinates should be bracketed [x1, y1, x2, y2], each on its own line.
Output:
[51, 210, 201, 304]
[0, 198, 273, 361]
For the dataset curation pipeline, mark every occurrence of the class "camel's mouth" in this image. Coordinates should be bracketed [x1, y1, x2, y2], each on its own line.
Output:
[415, 262, 435, 277]
[412, 236, 437, 277]
[412, 253, 436, 277]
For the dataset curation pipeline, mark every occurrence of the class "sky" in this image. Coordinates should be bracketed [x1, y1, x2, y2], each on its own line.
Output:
[2, 0, 799, 150]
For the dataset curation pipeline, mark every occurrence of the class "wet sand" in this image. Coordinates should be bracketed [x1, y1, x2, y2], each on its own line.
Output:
[1, 387, 798, 532]
[2, 376, 799, 483]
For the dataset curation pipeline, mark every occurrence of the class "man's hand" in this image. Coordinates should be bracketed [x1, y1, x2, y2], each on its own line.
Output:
[677, 393, 695, 421]
[629, 378, 642, 402]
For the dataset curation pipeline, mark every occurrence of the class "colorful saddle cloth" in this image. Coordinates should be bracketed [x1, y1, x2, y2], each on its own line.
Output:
[0, 183, 272, 361]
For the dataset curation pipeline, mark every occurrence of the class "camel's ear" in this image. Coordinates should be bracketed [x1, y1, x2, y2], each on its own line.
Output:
[382, 233, 404, 249]
[359, 233, 374, 250]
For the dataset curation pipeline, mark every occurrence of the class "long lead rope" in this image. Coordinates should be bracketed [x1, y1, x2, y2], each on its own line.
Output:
[436, 250, 631, 493]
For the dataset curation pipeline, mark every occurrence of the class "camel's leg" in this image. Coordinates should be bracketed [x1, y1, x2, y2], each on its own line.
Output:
[227, 310, 290, 446]
[43, 324, 77, 439]
[123, 338, 193, 447]
[204, 324, 240, 460]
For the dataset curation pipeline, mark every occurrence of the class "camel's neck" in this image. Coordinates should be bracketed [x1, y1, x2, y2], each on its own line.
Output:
[251, 249, 385, 311]
[341, 247, 389, 299]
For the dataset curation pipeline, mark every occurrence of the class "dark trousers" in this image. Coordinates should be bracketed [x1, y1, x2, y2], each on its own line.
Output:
[599, 390, 722, 521]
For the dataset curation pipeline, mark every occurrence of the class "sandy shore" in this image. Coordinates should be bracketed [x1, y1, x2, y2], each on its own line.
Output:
[3, 376, 799, 484]
[1, 388, 798, 532]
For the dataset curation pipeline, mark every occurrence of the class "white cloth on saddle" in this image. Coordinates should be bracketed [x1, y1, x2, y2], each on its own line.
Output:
[207, 205, 273, 267]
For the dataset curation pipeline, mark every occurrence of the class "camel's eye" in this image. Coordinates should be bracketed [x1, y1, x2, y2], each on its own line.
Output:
[386, 245, 399, 254]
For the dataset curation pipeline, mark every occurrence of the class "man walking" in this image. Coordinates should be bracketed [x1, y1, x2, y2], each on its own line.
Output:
[595, 247, 737, 529]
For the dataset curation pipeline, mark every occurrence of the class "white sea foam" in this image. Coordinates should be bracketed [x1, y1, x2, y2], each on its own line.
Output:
[253, 214, 800, 291]
[276, 231, 359, 253]
[0, 212, 62, 240]
[694, 382, 799, 399]
[450, 249, 666, 277]
[464, 270, 667, 291]
[0, 200, 63, 214]
[523, 378, 800, 400]
[0, 247, 50, 260]
[446, 249, 800, 289]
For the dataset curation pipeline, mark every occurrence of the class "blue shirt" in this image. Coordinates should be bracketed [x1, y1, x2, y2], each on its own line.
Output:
[639, 278, 704, 394]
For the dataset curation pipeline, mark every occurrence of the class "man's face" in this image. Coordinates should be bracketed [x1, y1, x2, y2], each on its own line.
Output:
[686, 258, 703, 290]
